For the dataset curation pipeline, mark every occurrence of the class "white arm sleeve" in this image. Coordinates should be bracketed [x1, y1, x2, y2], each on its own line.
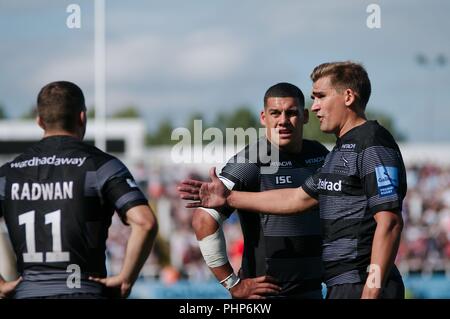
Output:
[198, 227, 228, 268]
[197, 172, 236, 268]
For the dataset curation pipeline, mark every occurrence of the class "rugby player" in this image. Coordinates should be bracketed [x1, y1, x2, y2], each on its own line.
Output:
[189, 83, 329, 298]
[180, 62, 407, 299]
[0, 81, 158, 299]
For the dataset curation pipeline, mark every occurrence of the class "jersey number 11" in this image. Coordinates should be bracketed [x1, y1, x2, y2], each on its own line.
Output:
[18, 210, 70, 263]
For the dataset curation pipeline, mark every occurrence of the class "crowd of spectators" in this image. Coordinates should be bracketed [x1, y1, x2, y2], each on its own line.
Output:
[106, 163, 243, 284]
[398, 164, 450, 275]
[94, 161, 450, 281]
[1, 157, 448, 285]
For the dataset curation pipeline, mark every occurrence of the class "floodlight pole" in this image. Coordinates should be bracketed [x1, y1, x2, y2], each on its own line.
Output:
[95, 0, 106, 150]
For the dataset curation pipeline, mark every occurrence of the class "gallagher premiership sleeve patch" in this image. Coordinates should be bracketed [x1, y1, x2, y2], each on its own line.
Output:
[375, 165, 399, 197]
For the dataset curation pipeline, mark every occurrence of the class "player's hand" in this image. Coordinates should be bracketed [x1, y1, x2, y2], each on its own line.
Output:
[0, 277, 22, 299]
[361, 285, 381, 299]
[177, 178, 204, 205]
[178, 167, 230, 209]
[199, 167, 230, 208]
[230, 276, 281, 299]
[89, 275, 132, 299]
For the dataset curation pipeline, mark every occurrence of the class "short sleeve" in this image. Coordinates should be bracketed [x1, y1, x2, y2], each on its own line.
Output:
[301, 171, 320, 199]
[97, 159, 149, 223]
[358, 143, 407, 215]
[300, 141, 329, 199]
[220, 155, 260, 191]
[216, 154, 261, 218]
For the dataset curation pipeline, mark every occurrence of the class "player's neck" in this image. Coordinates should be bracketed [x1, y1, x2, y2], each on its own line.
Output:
[337, 113, 367, 138]
[274, 140, 303, 154]
[43, 130, 81, 140]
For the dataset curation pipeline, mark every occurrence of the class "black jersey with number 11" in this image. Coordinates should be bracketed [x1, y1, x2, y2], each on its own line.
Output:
[0, 136, 148, 298]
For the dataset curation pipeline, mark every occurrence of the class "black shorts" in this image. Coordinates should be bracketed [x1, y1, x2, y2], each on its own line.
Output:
[326, 278, 405, 299]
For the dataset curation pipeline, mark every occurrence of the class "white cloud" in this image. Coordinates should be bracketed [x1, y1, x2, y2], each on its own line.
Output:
[31, 28, 247, 86]
[25, 28, 248, 125]
[29, 52, 94, 91]
[106, 35, 165, 83]
[106, 29, 247, 83]
[27, 27, 247, 106]
[174, 30, 246, 80]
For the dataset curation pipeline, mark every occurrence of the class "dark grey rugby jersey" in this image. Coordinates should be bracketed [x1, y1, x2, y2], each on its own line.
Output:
[302, 121, 407, 286]
[219, 137, 329, 297]
[0, 136, 148, 298]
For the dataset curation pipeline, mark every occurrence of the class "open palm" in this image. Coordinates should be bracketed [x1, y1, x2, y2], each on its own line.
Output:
[178, 167, 229, 209]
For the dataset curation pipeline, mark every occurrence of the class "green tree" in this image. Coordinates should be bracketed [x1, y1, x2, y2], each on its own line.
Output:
[214, 106, 260, 145]
[0, 103, 7, 119]
[186, 112, 207, 145]
[212, 112, 228, 132]
[224, 106, 260, 130]
[20, 106, 37, 119]
[86, 107, 95, 118]
[303, 102, 406, 143]
[112, 106, 140, 118]
[146, 119, 176, 145]
[303, 102, 337, 144]
[366, 109, 406, 141]
[213, 106, 260, 131]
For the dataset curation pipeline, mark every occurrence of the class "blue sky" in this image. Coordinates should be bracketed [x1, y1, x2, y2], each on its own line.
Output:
[0, 0, 449, 142]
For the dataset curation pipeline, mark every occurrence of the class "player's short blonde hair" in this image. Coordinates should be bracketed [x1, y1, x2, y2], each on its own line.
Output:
[310, 61, 371, 109]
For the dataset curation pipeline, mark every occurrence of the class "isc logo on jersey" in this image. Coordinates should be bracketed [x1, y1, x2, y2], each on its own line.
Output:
[317, 178, 342, 191]
[275, 175, 292, 185]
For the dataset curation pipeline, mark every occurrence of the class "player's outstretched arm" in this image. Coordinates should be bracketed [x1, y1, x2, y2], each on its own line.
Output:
[179, 167, 318, 215]
[90, 205, 158, 298]
[193, 209, 281, 299]
[0, 275, 22, 299]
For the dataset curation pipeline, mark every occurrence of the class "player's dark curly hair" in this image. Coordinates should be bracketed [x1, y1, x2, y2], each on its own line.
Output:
[263, 82, 305, 109]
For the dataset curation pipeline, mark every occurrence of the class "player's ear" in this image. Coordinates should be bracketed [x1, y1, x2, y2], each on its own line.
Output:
[260, 110, 266, 127]
[36, 116, 45, 130]
[77, 110, 87, 140]
[344, 88, 356, 107]
[79, 109, 87, 126]
[302, 108, 309, 124]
